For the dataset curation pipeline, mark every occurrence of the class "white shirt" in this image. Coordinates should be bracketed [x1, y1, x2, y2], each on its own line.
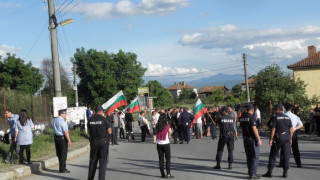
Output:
[139, 116, 147, 127]
[151, 115, 158, 128]
[254, 109, 261, 119]
[284, 111, 302, 130]
[196, 117, 202, 124]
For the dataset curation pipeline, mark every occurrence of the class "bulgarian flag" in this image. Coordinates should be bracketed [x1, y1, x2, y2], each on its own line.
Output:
[123, 97, 141, 113]
[102, 90, 128, 115]
[191, 98, 207, 128]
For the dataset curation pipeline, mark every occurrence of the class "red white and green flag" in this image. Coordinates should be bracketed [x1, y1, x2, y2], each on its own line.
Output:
[191, 98, 207, 127]
[102, 90, 127, 115]
[123, 97, 141, 113]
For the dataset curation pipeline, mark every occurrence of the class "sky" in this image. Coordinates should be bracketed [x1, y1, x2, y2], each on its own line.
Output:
[1, 0, 320, 83]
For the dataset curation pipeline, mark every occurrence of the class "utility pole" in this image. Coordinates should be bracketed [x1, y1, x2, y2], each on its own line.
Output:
[48, 0, 62, 97]
[243, 53, 250, 102]
[73, 64, 79, 107]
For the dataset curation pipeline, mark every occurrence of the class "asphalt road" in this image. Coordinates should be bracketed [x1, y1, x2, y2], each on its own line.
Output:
[25, 124, 320, 180]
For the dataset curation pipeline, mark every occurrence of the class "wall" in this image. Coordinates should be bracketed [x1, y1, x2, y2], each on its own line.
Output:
[293, 68, 320, 99]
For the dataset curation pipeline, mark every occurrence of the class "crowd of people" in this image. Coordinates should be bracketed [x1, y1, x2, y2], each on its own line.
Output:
[3, 100, 320, 180]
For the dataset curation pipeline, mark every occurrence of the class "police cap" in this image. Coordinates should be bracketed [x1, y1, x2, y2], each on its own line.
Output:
[95, 105, 104, 112]
[284, 103, 293, 110]
[221, 106, 229, 112]
[58, 109, 67, 115]
[247, 104, 254, 111]
[274, 104, 283, 111]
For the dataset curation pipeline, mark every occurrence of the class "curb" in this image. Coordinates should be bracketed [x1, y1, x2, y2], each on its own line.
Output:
[0, 143, 90, 180]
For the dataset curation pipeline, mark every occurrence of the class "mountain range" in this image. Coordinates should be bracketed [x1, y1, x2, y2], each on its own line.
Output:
[143, 73, 244, 89]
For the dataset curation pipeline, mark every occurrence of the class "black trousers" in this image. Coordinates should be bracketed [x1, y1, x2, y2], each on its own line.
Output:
[173, 126, 180, 144]
[19, 145, 31, 163]
[88, 139, 108, 180]
[157, 144, 171, 175]
[243, 137, 259, 176]
[316, 119, 320, 136]
[112, 127, 118, 144]
[126, 123, 135, 140]
[216, 133, 234, 163]
[6, 138, 19, 160]
[120, 127, 125, 139]
[141, 125, 148, 142]
[54, 135, 68, 172]
[279, 131, 301, 166]
[180, 124, 190, 142]
[267, 134, 291, 171]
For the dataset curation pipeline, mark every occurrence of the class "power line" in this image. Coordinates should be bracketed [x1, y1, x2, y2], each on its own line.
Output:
[247, 64, 259, 73]
[0, 2, 43, 19]
[144, 65, 242, 77]
[55, 0, 68, 13]
[56, 0, 74, 15]
[24, 23, 48, 60]
[59, 0, 80, 18]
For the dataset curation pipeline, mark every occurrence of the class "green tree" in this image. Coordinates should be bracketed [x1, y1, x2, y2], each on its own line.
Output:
[0, 53, 44, 94]
[231, 84, 243, 98]
[179, 88, 195, 100]
[73, 48, 146, 106]
[225, 94, 240, 107]
[145, 80, 173, 107]
[254, 64, 309, 114]
[211, 88, 225, 103]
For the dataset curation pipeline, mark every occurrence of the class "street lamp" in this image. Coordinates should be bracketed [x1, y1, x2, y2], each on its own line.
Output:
[47, 0, 73, 97]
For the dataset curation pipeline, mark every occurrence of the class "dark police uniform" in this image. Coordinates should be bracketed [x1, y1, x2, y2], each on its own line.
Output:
[240, 111, 259, 177]
[214, 109, 235, 169]
[264, 109, 293, 178]
[87, 113, 111, 180]
[178, 111, 194, 144]
[125, 112, 135, 140]
[52, 109, 70, 173]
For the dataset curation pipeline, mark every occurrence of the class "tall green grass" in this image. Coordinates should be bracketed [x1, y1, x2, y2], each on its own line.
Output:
[0, 128, 89, 170]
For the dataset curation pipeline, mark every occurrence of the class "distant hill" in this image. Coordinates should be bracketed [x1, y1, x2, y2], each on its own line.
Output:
[143, 73, 244, 89]
[187, 73, 244, 89]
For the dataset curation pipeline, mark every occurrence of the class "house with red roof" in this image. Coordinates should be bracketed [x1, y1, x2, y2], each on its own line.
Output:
[167, 81, 197, 97]
[287, 46, 320, 99]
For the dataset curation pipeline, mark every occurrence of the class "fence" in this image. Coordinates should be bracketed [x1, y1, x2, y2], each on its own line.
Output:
[0, 87, 52, 131]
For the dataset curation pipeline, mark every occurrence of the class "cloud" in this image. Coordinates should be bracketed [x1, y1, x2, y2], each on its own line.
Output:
[68, 0, 190, 19]
[0, 3, 21, 8]
[0, 44, 21, 56]
[179, 25, 320, 62]
[144, 63, 200, 77]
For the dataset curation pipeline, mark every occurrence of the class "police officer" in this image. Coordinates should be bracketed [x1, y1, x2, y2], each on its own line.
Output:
[278, 103, 303, 167]
[214, 106, 235, 170]
[52, 109, 72, 173]
[125, 109, 135, 141]
[87, 105, 112, 180]
[178, 107, 194, 144]
[263, 104, 293, 178]
[240, 104, 262, 179]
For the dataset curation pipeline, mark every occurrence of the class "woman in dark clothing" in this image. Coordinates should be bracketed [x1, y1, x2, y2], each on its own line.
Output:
[155, 115, 174, 178]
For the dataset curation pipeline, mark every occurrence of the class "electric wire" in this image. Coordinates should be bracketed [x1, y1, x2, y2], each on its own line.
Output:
[24, 23, 48, 61]
[56, 0, 74, 16]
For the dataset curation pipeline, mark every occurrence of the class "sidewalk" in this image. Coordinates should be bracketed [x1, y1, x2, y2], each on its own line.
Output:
[260, 130, 320, 141]
[0, 144, 90, 180]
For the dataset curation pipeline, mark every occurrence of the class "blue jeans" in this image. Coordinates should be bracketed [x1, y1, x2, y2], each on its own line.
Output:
[209, 122, 216, 139]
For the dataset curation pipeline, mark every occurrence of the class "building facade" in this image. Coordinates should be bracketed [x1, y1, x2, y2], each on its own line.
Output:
[167, 81, 197, 97]
[287, 46, 320, 99]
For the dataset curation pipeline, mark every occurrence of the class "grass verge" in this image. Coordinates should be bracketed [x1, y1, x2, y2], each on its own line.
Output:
[0, 128, 89, 172]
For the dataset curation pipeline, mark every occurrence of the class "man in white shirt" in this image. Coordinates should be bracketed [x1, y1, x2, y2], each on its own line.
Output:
[254, 106, 261, 131]
[279, 103, 303, 168]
